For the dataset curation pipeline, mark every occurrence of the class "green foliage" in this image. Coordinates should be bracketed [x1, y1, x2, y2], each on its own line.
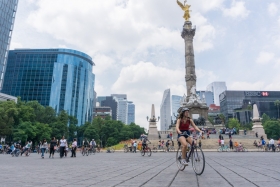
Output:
[208, 116, 214, 125]
[261, 113, 271, 124]
[0, 100, 144, 147]
[263, 120, 280, 139]
[228, 118, 240, 129]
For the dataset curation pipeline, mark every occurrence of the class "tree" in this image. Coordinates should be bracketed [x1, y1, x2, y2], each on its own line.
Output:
[208, 116, 215, 125]
[228, 118, 240, 130]
[263, 120, 280, 139]
[83, 125, 99, 140]
[218, 114, 226, 126]
[274, 100, 280, 119]
[261, 113, 271, 124]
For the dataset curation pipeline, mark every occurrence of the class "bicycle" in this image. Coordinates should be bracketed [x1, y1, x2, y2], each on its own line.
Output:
[140, 143, 152, 157]
[88, 147, 96, 155]
[217, 145, 230, 152]
[11, 149, 20, 157]
[82, 147, 89, 156]
[107, 147, 115, 153]
[176, 134, 205, 175]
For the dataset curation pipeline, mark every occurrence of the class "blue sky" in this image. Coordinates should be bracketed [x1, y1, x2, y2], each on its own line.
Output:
[10, 0, 280, 129]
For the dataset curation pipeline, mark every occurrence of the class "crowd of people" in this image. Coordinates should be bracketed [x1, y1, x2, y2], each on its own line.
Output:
[0, 136, 100, 158]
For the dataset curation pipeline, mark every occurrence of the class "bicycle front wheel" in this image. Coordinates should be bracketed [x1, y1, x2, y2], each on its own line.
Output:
[141, 149, 145, 156]
[176, 148, 186, 171]
[146, 148, 152, 157]
[191, 146, 205, 175]
[124, 148, 128, 153]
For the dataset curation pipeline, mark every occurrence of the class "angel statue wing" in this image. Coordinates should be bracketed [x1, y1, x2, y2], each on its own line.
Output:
[177, 0, 185, 10]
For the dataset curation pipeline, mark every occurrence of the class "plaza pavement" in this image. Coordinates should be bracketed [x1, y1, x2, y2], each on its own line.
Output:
[0, 151, 279, 187]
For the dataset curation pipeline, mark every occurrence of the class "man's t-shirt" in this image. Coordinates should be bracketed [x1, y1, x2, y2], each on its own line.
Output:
[60, 139, 67, 147]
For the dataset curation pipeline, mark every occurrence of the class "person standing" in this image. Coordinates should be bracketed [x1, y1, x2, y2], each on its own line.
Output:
[229, 139, 233, 150]
[71, 138, 77, 157]
[133, 141, 137, 153]
[59, 136, 67, 158]
[255, 132, 258, 138]
[49, 137, 56, 158]
[221, 137, 224, 148]
[40, 139, 48, 159]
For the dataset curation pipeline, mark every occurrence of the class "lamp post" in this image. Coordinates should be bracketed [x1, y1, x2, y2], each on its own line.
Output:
[146, 115, 160, 122]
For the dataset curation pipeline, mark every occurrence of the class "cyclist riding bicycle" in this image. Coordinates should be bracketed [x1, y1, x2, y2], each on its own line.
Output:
[176, 107, 202, 166]
[90, 139, 96, 150]
[21, 140, 32, 156]
[83, 138, 89, 151]
[142, 135, 151, 151]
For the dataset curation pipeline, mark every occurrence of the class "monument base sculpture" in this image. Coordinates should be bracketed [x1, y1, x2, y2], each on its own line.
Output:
[251, 104, 267, 139]
[147, 104, 160, 140]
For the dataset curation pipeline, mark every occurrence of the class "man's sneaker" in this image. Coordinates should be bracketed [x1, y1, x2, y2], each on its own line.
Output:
[181, 159, 189, 166]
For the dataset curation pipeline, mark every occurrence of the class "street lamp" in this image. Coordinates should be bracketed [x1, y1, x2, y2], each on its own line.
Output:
[146, 115, 160, 122]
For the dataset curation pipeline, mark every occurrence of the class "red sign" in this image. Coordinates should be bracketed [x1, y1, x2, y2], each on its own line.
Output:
[261, 92, 269, 96]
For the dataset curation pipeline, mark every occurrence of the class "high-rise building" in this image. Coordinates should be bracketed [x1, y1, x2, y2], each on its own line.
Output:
[160, 89, 171, 131]
[0, 92, 17, 102]
[100, 96, 118, 120]
[206, 82, 227, 106]
[115, 97, 128, 124]
[220, 90, 280, 124]
[127, 101, 135, 124]
[0, 0, 18, 90]
[2, 49, 95, 126]
[196, 90, 214, 107]
[93, 106, 112, 119]
[171, 95, 182, 122]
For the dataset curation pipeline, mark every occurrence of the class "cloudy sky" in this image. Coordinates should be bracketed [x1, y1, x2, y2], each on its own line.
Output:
[10, 0, 280, 130]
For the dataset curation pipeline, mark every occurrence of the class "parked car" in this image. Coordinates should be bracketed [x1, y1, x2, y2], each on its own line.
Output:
[225, 129, 233, 135]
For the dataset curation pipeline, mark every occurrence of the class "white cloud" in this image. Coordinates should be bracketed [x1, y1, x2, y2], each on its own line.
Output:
[111, 62, 185, 129]
[222, 1, 250, 19]
[268, 3, 278, 16]
[230, 80, 280, 91]
[256, 51, 275, 64]
[92, 54, 116, 74]
[9, 42, 23, 49]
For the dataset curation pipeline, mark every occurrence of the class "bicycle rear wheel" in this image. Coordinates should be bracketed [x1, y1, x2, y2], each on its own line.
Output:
[82, 150, 85, 156]
[191, 146, 205, 175]
[146, 148, 152, 157]
[176, 148, 186, 171]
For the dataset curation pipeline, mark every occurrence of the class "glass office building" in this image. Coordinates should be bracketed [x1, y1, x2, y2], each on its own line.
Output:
[2, 49, 95, 126]
[206, 82, 227, 106]
[127, 101, 135, 124]
[220, 90, 280, 124]
[171, 95, 182, 122]
[160, 89, 171, 131]
[0, 0, 18, 90]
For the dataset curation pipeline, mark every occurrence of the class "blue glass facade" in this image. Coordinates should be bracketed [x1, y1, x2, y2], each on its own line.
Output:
[2, 49, 95, 126]
[127, 101, 135, 124]
[0, 0, 18, 90]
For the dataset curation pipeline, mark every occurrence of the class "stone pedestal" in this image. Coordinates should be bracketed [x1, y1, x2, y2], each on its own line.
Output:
[252, 122, 267, 139]
[148, 122, 159, 140]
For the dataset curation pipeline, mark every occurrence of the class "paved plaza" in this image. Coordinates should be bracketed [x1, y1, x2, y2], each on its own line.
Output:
[0, 152, 279, 187]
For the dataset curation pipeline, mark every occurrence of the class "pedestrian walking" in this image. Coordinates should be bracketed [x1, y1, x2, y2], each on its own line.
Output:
[133, 141, 137, 153]
[40, 139, 48, 159]
[49, 137, 56, 158]
[59, 136, 67, 158]
[229, 139, 233, 150]
[221, 137, 224, 147]
[64, 142, 68, 157]
[255, 132, 258, 138]
[207, 131, 210, 139]
[71, 138, 77, 157]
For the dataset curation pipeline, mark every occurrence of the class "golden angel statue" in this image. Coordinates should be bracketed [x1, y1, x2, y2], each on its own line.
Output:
[177, 0, 191, 21]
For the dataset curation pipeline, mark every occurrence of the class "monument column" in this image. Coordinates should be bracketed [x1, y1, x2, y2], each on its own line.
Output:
[147, 104, 159, 140]
[181, 21, 196, 99]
